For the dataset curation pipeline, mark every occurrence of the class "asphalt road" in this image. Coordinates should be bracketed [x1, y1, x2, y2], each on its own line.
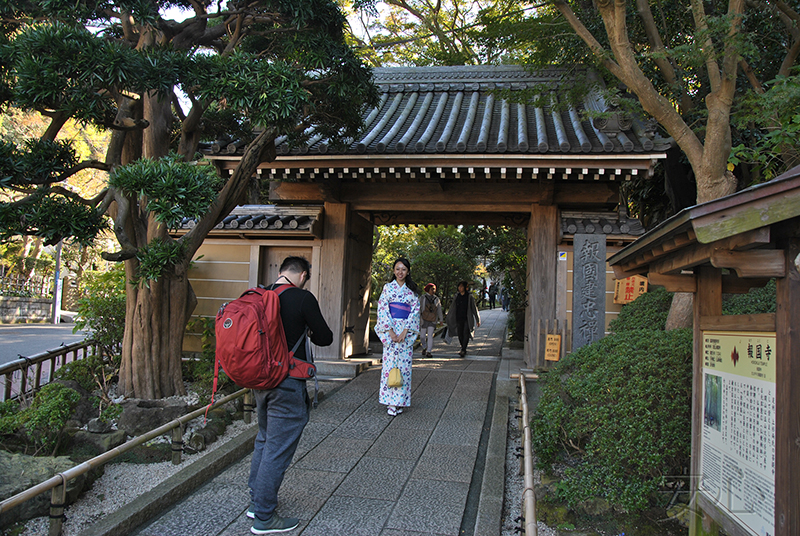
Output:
[0, 323, 92, 366]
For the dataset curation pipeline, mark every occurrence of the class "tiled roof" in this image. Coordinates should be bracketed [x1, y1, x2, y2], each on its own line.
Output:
[561, 210, 645, 237]
[175, 205, 322, 236]
[205, 65, 670, 158]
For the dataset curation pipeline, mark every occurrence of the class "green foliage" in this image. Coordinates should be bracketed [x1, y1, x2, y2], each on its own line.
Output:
[722, 279, 777, 315]
[731, 73, 800, 183]
[67, 264, 124, 414]
[0, 190, 108, 246]
[0, 138, 77, 188]
[97, 399, 123, 423]
[133, 238, 187, 287]
[531, 328, 693, 512]
[184, 316, 231, 398]
[371, 225, 478, 305]
[608, 286, 673, 332]
[462, 225, 527, 338]
[16, 383, 82, 454]
[74, 264, 126, 356]
[0, 399, 20, 436]
[54, 358, 98, 393]
[110, 155, 224, 230]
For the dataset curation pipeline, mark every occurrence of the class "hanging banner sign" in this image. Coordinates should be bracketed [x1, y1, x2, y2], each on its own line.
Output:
[613, 274, 648, 304]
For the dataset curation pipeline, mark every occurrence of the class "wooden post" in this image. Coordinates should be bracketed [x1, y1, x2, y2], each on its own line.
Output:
[775, 238, 799, 536]
[526, 204, 558, 368]
[342, 212, 374, 357]
[318, 202, 349, 359]
[171, 426, 183, 465]
[49, 478, 66, 536]
[690, 266, 722, 536]
[243, 390, 254, 424]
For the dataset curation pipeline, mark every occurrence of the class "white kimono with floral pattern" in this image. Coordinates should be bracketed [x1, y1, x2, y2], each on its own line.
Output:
[374, 280, 420, 407]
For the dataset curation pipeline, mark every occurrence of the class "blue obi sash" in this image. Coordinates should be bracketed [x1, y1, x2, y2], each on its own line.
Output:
[389, 302, 411, 319]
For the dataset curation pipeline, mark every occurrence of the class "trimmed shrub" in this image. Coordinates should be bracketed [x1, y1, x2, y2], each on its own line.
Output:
[531, 328, 693, 512]
[608, 286, 673, 332]
[723, 278, 776, 315]
[16, 383, 81, 455]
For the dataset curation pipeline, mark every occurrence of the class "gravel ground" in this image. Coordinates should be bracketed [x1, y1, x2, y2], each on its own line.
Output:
[18, 416, 256, 536]
[501, 397, 556, 536]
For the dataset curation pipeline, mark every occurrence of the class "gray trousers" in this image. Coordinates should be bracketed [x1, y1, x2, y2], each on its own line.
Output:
[248, 378, 309, 520]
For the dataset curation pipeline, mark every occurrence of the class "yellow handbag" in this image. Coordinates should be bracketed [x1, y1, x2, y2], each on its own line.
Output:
[388, 367, 403, 387]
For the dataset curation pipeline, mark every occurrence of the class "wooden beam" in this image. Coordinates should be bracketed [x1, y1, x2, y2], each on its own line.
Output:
[319, 177, 341, 202]
[721, 275, 771, 294]
[710, 249, 786, 278]
[317, 202, 349, 360]
[269, 180, 619, 210]
[363, 211, 531, 227]
[240, 155, 663, 172]
[648, 227, 771, 275]
[270, 181, 325, 202]
[647, 272, 697, 292]
[693, 187, 800, 244]
[611, 265, 648, 279]
[698, 313, 776, 332]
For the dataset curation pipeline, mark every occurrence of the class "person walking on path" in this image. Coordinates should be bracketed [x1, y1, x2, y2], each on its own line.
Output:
[247, 256, 333, 534]
[501, 286, 510, 311]
[488, 283, 497, 309]
[418, 283, 443, 357]
[375, 258, 420, 416]
[445, 281, 481, 357]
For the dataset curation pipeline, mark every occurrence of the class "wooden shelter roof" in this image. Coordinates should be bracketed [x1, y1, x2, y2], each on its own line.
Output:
[607, 165, 800, 284]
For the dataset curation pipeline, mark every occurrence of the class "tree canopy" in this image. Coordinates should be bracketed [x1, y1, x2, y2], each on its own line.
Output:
[351, 0, 800, 204]
[0, 0, 378, 398]
[372, 225, 479, 307]
[484, 0, 800, 201]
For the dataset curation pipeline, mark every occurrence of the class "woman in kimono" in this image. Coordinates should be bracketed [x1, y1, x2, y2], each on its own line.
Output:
[375, 258, 420, 416]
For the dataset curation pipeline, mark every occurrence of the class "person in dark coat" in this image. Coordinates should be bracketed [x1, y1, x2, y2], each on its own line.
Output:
[444, 281, 480, 357]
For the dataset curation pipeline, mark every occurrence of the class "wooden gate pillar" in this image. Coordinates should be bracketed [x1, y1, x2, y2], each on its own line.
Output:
[317, 202, 349, 359]
[526, 204, 558, 368]
[316, 202, 374, 359]
[775, 238, 800, 536]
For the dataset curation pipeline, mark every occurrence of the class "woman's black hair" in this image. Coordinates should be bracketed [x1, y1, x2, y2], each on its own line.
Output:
[390, 257, 419, 293]
[458, 281, 469, 290]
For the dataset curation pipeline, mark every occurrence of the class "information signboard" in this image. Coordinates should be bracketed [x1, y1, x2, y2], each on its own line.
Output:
[700, 331, 776, 536]
[544, 334, 561, 361]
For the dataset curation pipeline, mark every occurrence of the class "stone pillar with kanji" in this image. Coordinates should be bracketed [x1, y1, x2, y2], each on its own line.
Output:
[571, 234, 606, 351]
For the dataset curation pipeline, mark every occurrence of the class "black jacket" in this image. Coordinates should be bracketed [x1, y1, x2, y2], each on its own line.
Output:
[269, 284, 333, 361]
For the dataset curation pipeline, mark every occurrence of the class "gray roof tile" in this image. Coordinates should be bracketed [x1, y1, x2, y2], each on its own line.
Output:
[206, 66, 669, 159]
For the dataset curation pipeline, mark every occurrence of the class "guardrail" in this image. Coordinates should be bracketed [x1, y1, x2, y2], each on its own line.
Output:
[518, 372, 538, 536]
[0, 388, 254, 536]
[1, 340, 104, 402]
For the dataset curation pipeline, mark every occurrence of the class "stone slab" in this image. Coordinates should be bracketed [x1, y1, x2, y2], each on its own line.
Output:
[334, 457, 415, 501]
[385, 479, 470, 535]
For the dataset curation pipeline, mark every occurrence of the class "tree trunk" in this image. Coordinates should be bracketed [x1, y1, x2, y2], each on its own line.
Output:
[117, 261, 197, 398]
[665, 292, 694, 330]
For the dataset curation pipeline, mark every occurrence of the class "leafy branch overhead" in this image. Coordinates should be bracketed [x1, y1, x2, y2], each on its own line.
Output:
[0, 0, 378, 398]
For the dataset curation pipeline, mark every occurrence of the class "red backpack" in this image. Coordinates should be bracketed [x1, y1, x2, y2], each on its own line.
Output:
[210, 285, 316, 404]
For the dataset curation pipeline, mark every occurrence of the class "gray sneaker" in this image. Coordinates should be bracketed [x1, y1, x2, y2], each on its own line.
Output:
[251, 514, 299, 534]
